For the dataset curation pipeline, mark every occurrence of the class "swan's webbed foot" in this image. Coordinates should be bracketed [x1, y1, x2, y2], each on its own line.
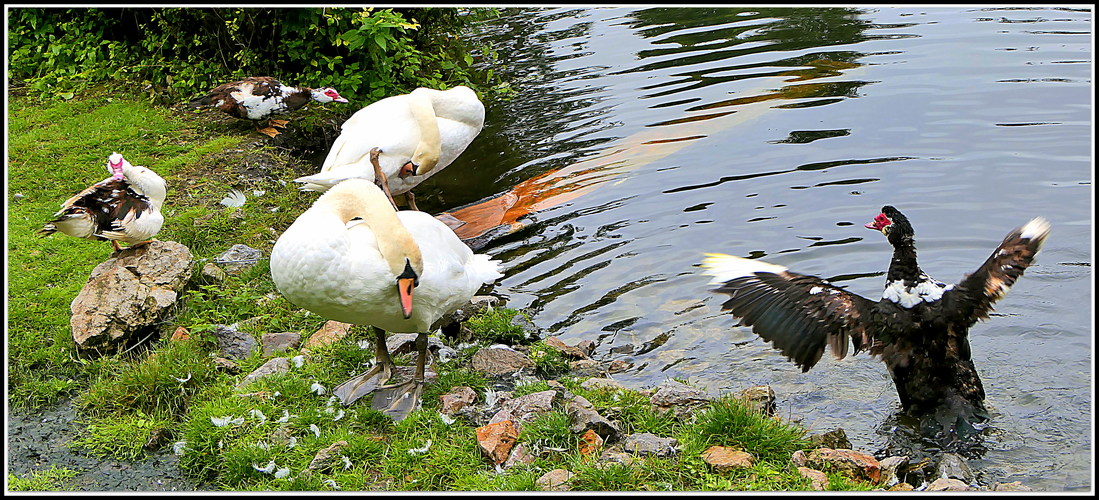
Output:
[372, 379, 424, 422]
[333, 362, 393, 406]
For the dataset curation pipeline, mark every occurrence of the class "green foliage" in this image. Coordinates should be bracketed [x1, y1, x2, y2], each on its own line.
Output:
[77, 339, 223, 418]
[527, 341, 571, 378]
[464, 308, 533, 345]
[69, 412, 174, 460]
[6, 466, 81, 492]
[8, 7, 501, 104]
[685, 394, 812, 465]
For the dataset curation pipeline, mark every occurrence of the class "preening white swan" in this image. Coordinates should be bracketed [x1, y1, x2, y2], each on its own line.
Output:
[270, 178, 502, 420]
[294, 85, 485, 210]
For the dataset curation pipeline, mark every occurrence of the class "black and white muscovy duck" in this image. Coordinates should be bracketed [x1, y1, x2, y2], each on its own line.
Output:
[701, 206, 1050, 430]
[39, 152, 168, 252]
[189, 76, 348, 137]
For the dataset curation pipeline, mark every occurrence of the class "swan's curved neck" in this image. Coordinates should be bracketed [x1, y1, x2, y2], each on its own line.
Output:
[320, 183, 423, 277]
[407, 88, 442, 174]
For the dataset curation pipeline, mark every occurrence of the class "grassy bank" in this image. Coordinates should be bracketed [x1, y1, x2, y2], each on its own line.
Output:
[6, 89, 876, 492]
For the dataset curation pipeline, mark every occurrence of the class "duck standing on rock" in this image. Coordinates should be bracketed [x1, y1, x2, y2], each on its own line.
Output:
[189, 76, 348, 137]
[270, 178, 502, 421]
[40, 152, 168, 252]
[701, 206, 1050, 437]
[293, 85, 485, 211]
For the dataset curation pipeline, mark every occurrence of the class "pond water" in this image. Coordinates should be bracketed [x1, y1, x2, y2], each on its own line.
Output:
[414, 6, 1092, 491]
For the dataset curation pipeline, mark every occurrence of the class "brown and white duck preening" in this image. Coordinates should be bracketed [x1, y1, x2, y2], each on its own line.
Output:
[40, 152, 168, 252]
[701, 206, 1050, 424]
[189, 76, 348, 137]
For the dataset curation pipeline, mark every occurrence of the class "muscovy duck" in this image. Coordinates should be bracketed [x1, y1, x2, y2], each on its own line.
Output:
[293, 85, 485, 210]
[269, 178, 502, 421]
[189, 76, 348, 137]
[701, 206, 1050, 421]
[40, 152, 168, 252]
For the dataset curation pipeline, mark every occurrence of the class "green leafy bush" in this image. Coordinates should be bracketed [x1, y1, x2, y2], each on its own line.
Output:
[8, 7, 499, 104]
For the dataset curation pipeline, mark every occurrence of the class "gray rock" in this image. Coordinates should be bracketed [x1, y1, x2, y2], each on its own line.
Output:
[235, 357, 290, 388]
[70, 240, 194, 353]
[567, 398, 622, 443]
[739, 385, 777, 416]
[385, 333, 456, 362]
[809, 428, 852, 450]
[927, 477, 970, 491]
[567, 359, 607, 378]
[936, 452, 975, 484]
[879, 455, 909, 487]
[509, 312, 541, 341]
[200, 262, 227, 282]
[580, 378, 626, 391]
[991, 481, 1032, 492]
[261, 332, 301, 356]
[622, 432, 678, 458]
[214, 324, 257, 360]
[489, 389, 557, 425]
[215, 244, 263, 274]
[472, 345, 534, 376]
[650, 380, 711, 420]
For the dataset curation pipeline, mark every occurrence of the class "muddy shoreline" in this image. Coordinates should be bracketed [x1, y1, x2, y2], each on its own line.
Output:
[7, 399, 210, 491]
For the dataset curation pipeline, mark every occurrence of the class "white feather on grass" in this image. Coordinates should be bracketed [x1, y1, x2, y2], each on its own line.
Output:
[220, 189, 247, 207]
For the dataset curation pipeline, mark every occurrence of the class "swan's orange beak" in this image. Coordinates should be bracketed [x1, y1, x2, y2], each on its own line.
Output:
[398, 161, 417, 178]
[397, 277, 415, 319]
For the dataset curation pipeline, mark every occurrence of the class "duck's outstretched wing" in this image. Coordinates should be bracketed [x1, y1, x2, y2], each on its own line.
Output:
[701, 253, 882, 372]
[942, 217, 1051, 324]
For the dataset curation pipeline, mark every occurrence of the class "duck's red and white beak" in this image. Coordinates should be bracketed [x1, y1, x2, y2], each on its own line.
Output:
[108, 153, 126, 181]
[865, 213, 891, 232]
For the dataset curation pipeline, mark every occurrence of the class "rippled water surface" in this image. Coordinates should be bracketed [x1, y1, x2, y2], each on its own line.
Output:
[415, 6, 1092, 490]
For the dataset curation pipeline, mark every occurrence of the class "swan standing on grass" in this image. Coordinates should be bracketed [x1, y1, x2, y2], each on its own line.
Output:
[294, 85, 485, 210]
[270, 178, 502, 420]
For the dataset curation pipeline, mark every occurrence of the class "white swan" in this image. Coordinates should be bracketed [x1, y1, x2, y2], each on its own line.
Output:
[294, 85, 485, 210]
[40, 152, 167, 252]
[270, 178, 502, 420]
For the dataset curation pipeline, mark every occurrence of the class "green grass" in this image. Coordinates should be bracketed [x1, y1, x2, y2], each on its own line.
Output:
[6, 466, 82, 492]
[6, 89, 881, 492]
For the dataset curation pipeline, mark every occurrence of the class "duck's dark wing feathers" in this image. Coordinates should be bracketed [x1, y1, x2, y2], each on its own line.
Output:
[942, 217, 1050, 325]
[58, 178, 152, 234]
[713, 271, 880, 372]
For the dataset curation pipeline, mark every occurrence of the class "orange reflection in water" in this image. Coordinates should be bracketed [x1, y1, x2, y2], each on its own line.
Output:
[437, 59, 861, 245]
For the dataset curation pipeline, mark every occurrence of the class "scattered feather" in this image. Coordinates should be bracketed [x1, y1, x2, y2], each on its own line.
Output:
[252, 189, 266, 197]
[310, 382, 326, 395]
[276, 410, 293, 423]
[172, 441, 188, 456]
[287, 436, 298, 449]
[310, 424, 321, 438]
[248, 409, 267, 424]
[407, 439, 432, 455]
[220, 189, 246, 207]
[254, 441, 270, 451]
[253, 460, 276, 474]
[274, 467, 291, 479]
[174, 373, 192, 383]
[341, 455, 352, 470]
[324, 478, 342, 490]
[438, 412, 456, 425]
[333, 409, 345, 421]
[211, 415, 244, 427]
[291, 355, 306, 368]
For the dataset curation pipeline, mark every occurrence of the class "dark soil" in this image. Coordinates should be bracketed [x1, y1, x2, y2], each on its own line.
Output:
[6, 399, 211, 491]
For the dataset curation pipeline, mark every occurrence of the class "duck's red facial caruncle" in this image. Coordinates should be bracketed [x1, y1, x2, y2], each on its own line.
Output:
[107, 153, 126, 181]
[865, 212, 892, 233]
[324, 88, 349, 103]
